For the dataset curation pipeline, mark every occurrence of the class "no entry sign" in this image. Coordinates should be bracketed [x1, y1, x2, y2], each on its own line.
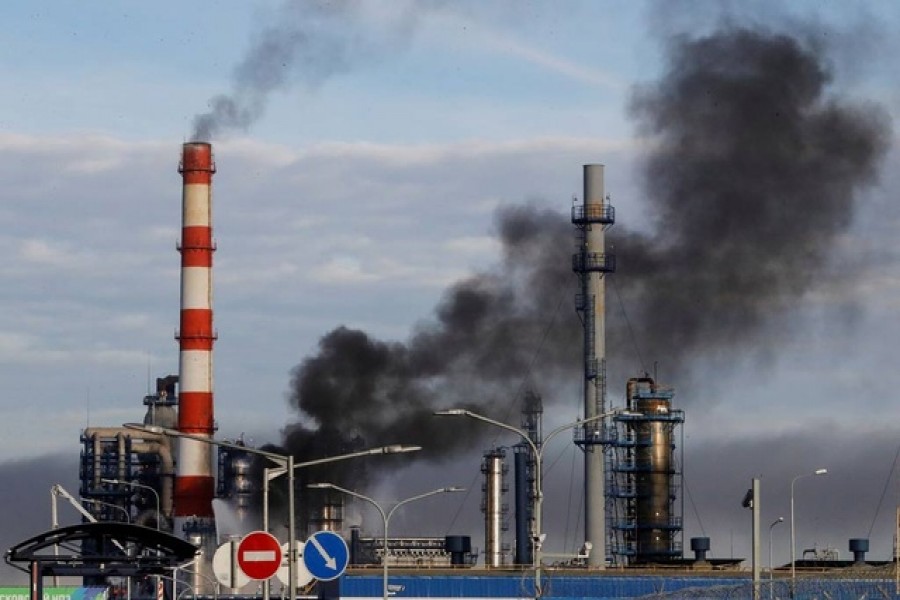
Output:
[237, 531, 283, 580]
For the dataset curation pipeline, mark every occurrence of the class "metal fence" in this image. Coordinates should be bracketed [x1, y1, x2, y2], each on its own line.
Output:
[634, 576, 900, 599]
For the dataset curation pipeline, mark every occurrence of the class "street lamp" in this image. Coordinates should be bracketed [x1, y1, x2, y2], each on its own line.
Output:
[434, 407, 634, 596]
[90, 498, 131, 522]
[308, 483, 463, 600]
[124, 422, 420, 600]
[102, 478, 162, 530]
[769, 516, 784, 600]
[124, 423, 297, 600]
[171, 559, 221, 600]
[790, 468, 827, 596]
[263, 444, 422, 600]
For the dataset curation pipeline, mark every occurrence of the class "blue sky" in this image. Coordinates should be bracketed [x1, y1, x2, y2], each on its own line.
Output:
[2, 0, 900, 579]
[0, 1, 648, 142]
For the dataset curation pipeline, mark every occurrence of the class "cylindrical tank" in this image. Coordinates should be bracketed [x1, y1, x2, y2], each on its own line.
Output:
[308, 491, 344, 534]
[481, 448, 507, 567]
[621, 377, 682, 563]
[184, 530, 215, 594]
[691, 537, 710, 562]
[634, 396, 674, 557]
[350, 527, 362, 565]
[445, 536, 472, 566]
[143, 375, 178, 430]
[217, 447, 256, 519]
[849, 538, 869, 564]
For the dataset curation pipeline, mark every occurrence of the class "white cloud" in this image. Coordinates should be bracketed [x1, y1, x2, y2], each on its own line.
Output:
[310, 256, 383, 284]
[443, 235, 499, 256]
[19, 238, 78, 267]
[0, 330, 155, 367]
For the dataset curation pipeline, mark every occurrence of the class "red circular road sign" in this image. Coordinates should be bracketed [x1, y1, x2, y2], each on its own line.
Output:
[237, 531, 283, 580]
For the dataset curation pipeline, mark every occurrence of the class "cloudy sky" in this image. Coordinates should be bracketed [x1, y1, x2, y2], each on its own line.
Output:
[2, 0, 900, 582]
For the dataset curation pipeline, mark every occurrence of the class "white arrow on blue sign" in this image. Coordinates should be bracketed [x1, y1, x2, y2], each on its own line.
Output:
[302, 531, 349, 581]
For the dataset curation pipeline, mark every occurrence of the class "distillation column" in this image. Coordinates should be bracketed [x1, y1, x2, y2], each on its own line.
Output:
[572, 164, 615, 568]
[175, 142, 217, 535]
[482, 448, 508, 568]
[614, 377, 684, 563]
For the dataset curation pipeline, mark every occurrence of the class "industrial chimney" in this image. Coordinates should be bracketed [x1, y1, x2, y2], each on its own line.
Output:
[174, 142, 217, 536]
[572, 165, 615, 567]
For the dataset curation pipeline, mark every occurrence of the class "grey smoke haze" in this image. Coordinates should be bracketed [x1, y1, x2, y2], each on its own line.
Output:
[0, 455, 80, 582]
[611, 27, 891, 369]
[192, 1, 442, 141]
[284, 27, 891, 470]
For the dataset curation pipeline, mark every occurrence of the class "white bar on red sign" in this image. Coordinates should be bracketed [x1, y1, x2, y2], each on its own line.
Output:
[243, 551, 277, 561]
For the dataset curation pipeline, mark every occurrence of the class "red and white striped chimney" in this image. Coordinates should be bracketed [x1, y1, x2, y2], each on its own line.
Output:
[175, 142, 216, 523]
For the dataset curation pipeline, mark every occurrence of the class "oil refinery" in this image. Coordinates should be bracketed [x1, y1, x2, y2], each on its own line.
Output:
[6, 142, 899, 600]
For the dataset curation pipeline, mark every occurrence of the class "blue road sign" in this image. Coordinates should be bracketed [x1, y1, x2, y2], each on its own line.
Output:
[303, 531, 349, 581]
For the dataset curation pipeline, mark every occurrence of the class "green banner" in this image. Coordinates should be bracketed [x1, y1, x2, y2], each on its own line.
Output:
[0, 587, 107, 600]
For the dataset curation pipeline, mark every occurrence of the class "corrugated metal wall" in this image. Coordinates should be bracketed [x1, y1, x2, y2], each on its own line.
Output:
[339, 574, 897, 599]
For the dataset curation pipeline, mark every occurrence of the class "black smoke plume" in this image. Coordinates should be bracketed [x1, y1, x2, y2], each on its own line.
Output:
[281, 26, 890, 480]
[265, 205, 578, 522]
[611, 27, 891, 368]
[191, 2, 443, 141]
[283, 204, 578, 468]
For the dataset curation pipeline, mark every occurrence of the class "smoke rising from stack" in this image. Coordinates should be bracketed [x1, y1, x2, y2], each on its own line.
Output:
[283, 26, 890, 474]
[191, 2, 441, 141]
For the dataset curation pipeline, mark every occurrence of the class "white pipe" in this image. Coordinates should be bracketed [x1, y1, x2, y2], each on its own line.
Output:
[83, 428, 175, 519]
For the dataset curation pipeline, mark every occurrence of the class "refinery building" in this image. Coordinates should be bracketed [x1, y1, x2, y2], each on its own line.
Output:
[6, 143, 896, 600]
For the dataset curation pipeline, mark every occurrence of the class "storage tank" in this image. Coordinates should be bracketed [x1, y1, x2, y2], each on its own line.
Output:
[481, 448, 508, 567]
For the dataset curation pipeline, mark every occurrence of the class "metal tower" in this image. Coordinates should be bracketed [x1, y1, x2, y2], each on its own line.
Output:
[571, 164, 616, 567]
[513, 390, 543, 566]
[609, 377, 685, 564]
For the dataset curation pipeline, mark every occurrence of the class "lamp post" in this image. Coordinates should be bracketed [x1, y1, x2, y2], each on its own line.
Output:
[90, 498, 131, 522]
[262, 466, 287, 535]
[124, 423, 297, 600]
[790, 468, 827, 597]
[102, 478, 164, 600]
[769, 516, 783, 600]
[171, 560, 221, 600]
[308, 483, 463, 600]
[123, 423, 419, 600]
[434, 407, 634, 597]
[102, 478, 162, 530]
[261, 444, 421, 600]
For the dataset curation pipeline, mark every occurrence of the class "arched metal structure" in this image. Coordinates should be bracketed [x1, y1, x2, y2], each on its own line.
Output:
[6, 522, 198, 600]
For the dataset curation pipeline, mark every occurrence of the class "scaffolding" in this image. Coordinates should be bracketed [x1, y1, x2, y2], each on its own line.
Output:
[607, 378, 685, 565]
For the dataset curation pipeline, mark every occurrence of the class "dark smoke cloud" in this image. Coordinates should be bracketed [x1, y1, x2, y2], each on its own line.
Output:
[192, 1, 443, 141]
[283, 26, 891, 475]
[609, 27, 891, 371]
[283, 204, 580, 468]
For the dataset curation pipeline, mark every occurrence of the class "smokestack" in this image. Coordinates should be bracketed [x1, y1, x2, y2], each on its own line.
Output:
[175, 142, 217, 526]
[572, 164, 615, 567]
